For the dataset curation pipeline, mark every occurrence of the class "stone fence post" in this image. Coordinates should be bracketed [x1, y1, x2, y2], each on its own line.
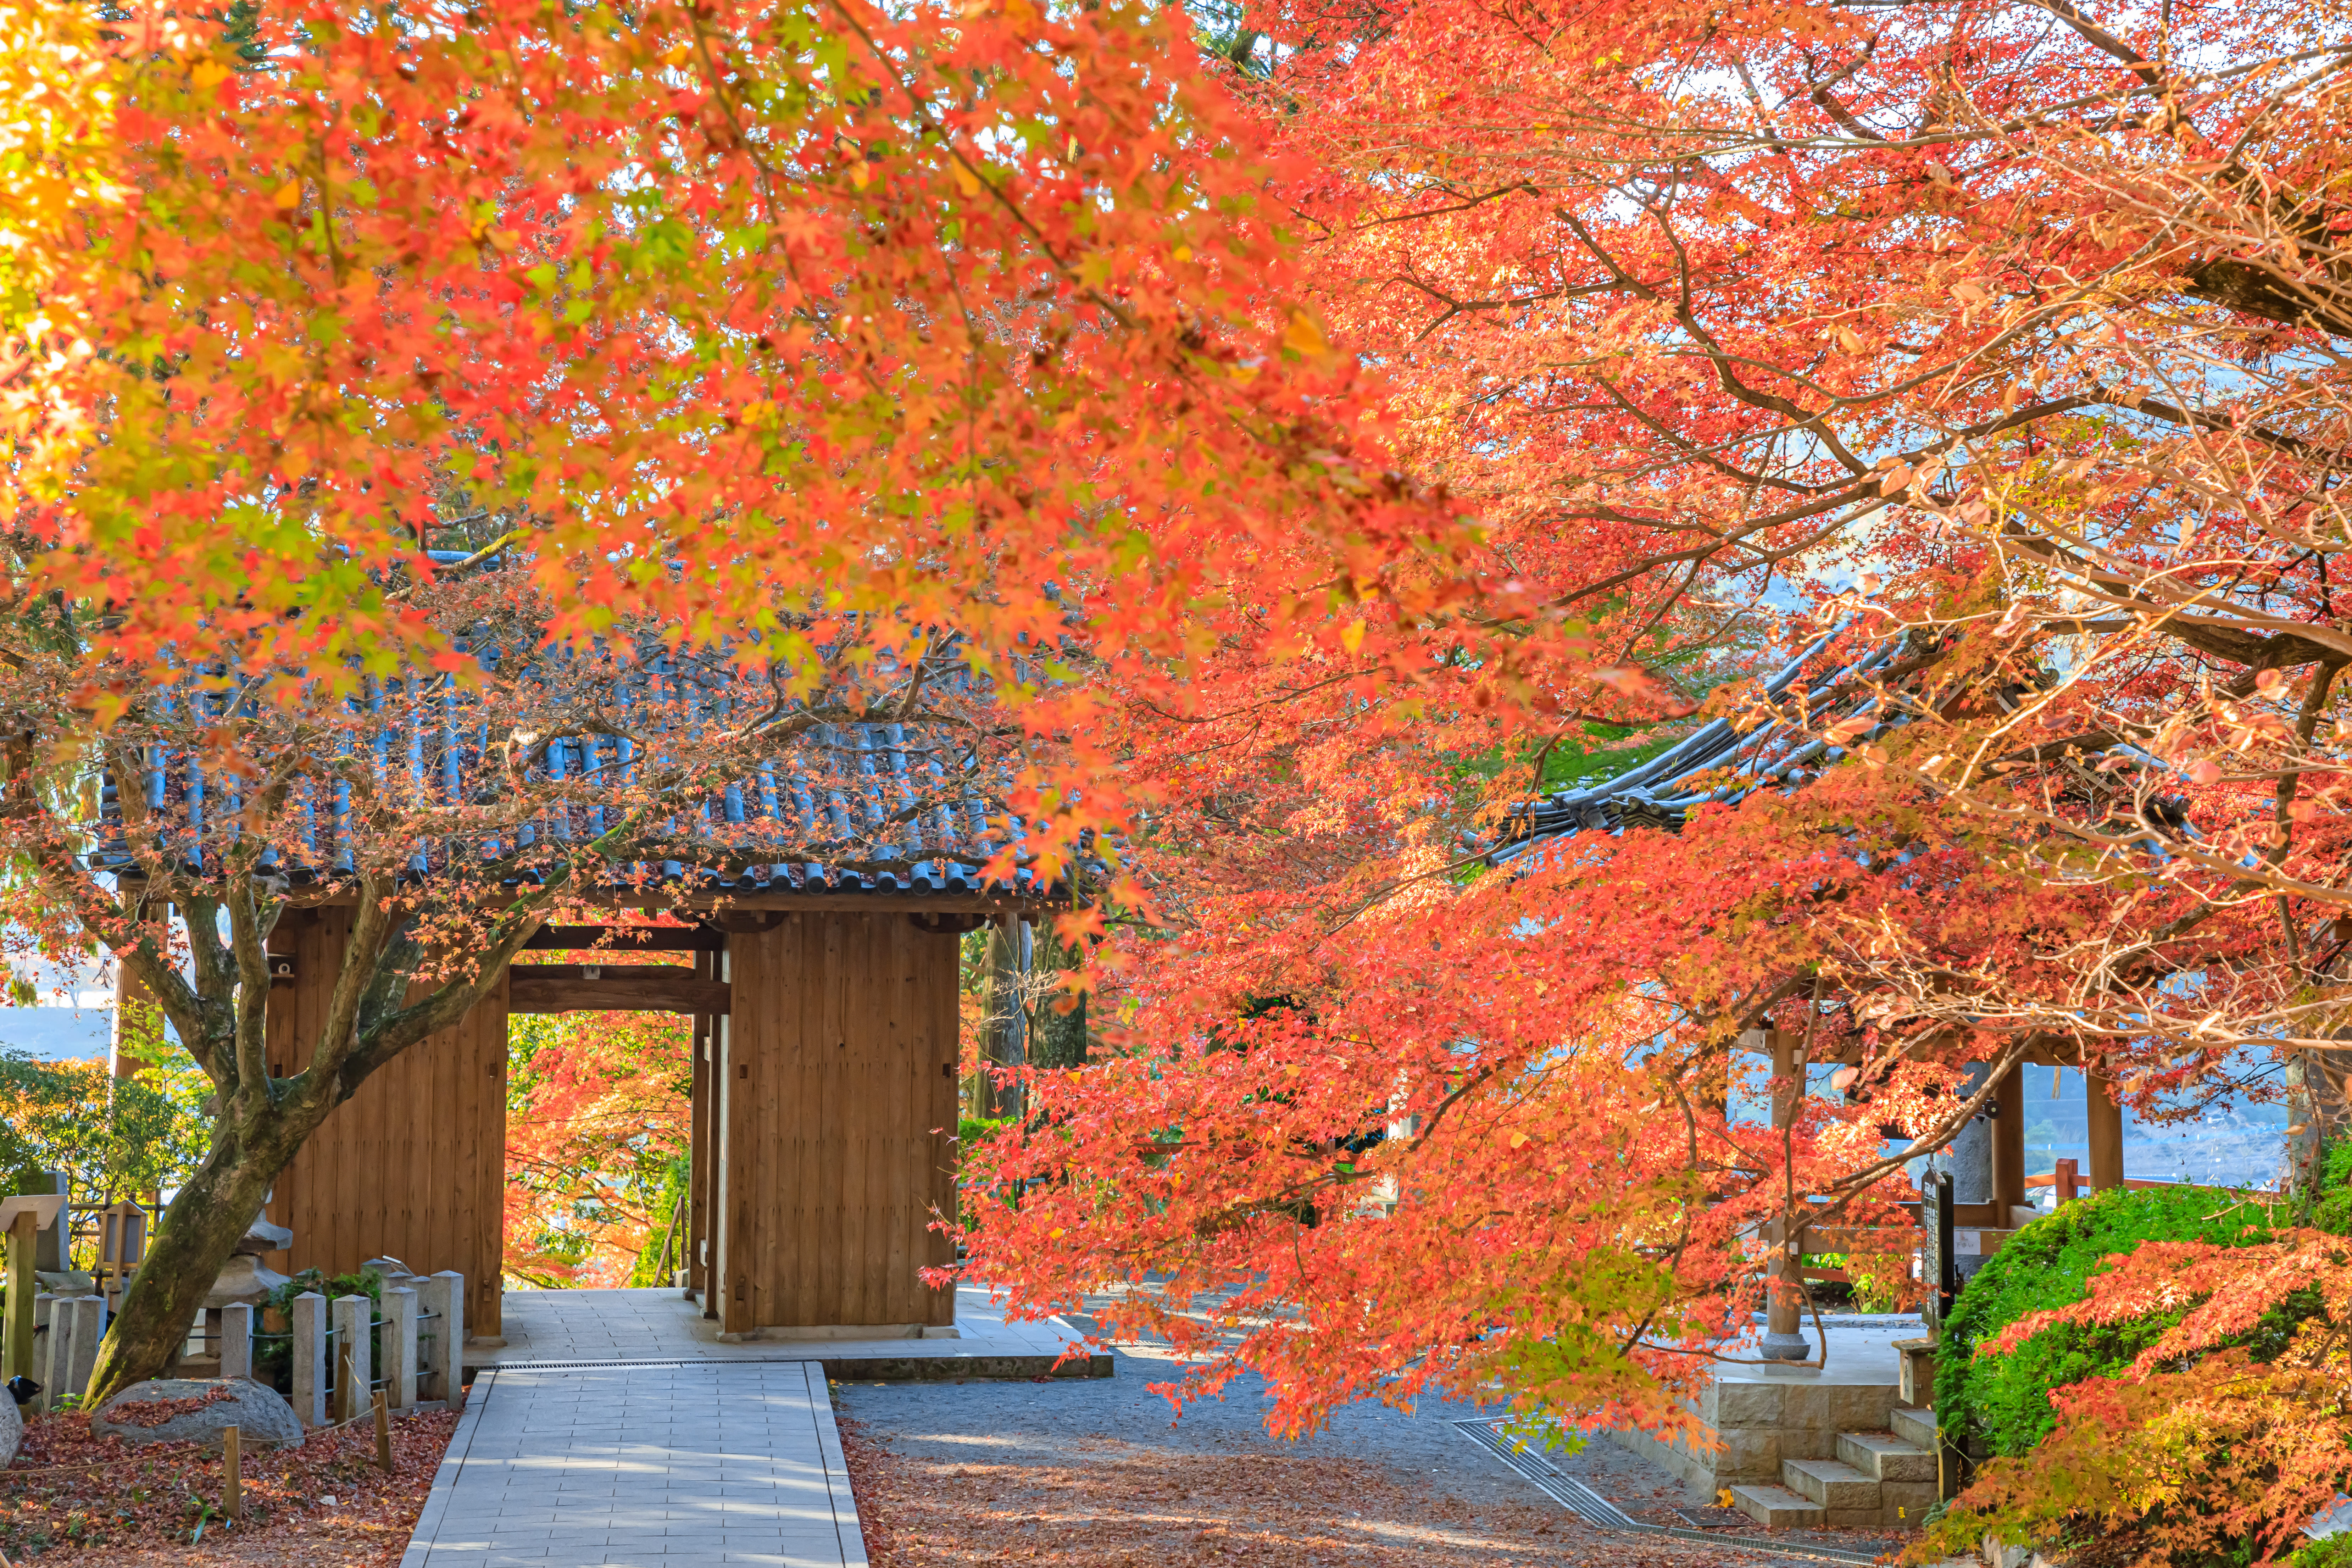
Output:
[290, 1291, 326, 1427]
[60, 1297, 102, 1407]
[219, 1302, 254, 1383]
[31, 1294, 53, 1412]
[418, 1271, 464, 1408]
[383, 1286, 417, 1408]
[330, 1294, 371, 1423]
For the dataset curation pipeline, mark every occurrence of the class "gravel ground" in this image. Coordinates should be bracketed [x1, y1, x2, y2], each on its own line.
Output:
[837, 1344, 1680, 1517]
[838, 1343, 1910, 1568]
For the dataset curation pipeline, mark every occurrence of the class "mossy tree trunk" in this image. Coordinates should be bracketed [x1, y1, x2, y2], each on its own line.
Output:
[65, 864, 565, 1407]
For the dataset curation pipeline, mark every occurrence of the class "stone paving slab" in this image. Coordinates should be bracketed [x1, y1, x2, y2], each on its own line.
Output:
[401, 1360, 866, 1568]
[473, 1283, 1107, 1379]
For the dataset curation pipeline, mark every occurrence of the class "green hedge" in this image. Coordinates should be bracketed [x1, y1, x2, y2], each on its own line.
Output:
[1935, 1185, 2286, 1458]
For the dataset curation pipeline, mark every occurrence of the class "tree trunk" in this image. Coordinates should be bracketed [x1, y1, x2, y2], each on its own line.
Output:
[2287, 1046, 2352, 1199]
[982, 916, 1027, 1118]
[1030, 925, 1089, 1071]
[84, 1097, 327, 1406]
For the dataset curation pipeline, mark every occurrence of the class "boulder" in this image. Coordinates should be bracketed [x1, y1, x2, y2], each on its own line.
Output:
[92, 1379, 302, 1451]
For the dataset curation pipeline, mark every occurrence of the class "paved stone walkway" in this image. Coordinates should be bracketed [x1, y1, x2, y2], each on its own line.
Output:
[400, 1360, 866, 1568]
[407, 1285, 1102, 1567]
[474, 1283, 1086, 1367]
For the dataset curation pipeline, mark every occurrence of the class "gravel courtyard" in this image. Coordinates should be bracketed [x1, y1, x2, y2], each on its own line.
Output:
[835, 1341, 1900, 1568]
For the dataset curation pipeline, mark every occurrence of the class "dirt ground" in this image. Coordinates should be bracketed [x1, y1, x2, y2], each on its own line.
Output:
[0, 1405, 455, 1565]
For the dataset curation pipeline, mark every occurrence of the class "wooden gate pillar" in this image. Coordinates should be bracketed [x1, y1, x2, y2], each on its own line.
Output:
[716, 911, 959, 1338]
[689, 960, 716, 1312]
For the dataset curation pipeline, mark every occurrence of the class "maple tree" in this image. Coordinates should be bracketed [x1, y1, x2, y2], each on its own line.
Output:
[502, 993, 692, 1290]
[956, 0, 2352, 1457]
[3, 0, 1521, 739]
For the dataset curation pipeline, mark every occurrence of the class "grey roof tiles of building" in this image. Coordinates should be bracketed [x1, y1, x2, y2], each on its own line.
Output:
[1494, 629, 1908, 860]
[89, 645, 1063, 903]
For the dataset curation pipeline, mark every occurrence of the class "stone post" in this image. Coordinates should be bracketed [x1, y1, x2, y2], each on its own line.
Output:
[219, 1303, 254, 1383]
[383, 1286, 418, 1408]
[421, 1271, 464, 1407]
[30, 1294, 52, 1412]
[62, 1296, 102, 1405]
[1761, 1028, 1812, 1362]
[290, 1291, 326, 1427]
[331, 1294, 372, 1423]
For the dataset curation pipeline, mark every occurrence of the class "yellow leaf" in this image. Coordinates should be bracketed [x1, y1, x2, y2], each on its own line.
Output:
[1508, 1130, 1530, 1148]
[272, 180, 302, 209]
[950, 161, 980, 198]
[1340, 618, 1366, 654]
[1172, 244, 1193, 263]
[1283, 308, 1329, 359]
[662, 43, 690, 65]
[190, 59, 228, 89]
[1048, 1227, 1066, 1239]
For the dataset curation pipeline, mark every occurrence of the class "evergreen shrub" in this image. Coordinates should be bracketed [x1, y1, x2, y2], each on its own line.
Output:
[1935, 1185, 2284, 1457]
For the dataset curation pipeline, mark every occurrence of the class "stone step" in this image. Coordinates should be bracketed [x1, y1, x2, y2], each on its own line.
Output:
[1728, 1483, 1826, 1529]
[1839, 1430, 1937, 1483]
[1890, 1405, 1939, 1451]
[1783, 1457, 1882, 1511]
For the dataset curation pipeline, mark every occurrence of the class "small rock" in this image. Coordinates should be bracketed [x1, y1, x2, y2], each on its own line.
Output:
[92, 1378, 302, 1451]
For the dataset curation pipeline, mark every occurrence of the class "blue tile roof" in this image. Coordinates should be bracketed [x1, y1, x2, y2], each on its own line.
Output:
[92, 637, 1065, 903]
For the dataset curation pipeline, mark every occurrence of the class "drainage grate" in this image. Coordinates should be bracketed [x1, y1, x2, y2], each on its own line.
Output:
[1448, 1419, 1884, 1566]
[1450, 1420, 1641, 1527]
[483, 1358, 821, 1370]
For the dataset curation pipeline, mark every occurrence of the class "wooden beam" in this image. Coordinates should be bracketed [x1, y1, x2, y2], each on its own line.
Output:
[1991, 1058, 2028, 1216]
[521, 925, 725, 952]
[2086, 1071, 2125, 1190]
[507, 966, 732, 1014]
